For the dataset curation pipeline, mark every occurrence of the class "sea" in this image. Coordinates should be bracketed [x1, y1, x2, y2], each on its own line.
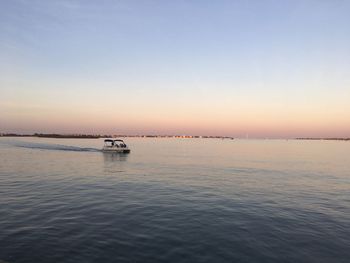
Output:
[0, 137, 349, 263]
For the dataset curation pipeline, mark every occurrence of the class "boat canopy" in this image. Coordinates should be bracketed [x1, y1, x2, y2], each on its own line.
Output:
[104, 139, 125, 143]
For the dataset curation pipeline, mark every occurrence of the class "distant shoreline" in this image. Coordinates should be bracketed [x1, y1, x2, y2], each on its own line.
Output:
[0, 133, 234, 140]
[0, 133, 349, 141]
[295, 138, 350, 141]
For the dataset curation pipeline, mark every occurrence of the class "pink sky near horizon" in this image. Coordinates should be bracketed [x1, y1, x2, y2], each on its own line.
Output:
[1, 80, 349, 138]
[2, 104, 350, 138]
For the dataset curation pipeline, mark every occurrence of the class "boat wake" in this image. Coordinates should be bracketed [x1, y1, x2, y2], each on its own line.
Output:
[11, 141, 101, 152]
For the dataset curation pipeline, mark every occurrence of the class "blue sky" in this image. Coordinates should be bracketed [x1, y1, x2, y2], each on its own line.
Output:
[1, 0, 350, 137]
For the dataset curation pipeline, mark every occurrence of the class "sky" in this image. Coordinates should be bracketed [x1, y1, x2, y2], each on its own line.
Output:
[0, 0, 350, 138]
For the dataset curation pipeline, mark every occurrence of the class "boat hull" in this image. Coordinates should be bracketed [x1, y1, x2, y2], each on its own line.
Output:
[102, 147, 130, 153]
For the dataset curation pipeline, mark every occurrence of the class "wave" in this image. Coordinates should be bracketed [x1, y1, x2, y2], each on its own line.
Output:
[12, 141, 101, 152]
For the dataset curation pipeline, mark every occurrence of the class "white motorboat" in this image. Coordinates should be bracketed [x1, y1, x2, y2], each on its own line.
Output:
[102, 139, 130, 153]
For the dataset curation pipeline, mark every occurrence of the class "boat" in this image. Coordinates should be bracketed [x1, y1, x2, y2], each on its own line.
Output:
[102, 139, 131, 153]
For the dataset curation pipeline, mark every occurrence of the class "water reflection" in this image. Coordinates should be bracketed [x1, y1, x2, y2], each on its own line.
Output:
[102, 152, 129, 162]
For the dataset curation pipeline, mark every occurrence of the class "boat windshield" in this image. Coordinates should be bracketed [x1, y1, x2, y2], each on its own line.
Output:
[104, 139, 126, 147]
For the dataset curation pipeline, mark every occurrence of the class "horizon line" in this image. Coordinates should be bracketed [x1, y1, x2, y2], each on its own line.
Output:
[1, 133, 350, 141]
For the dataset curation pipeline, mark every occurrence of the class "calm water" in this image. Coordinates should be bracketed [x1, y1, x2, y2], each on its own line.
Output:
[0, 137, 349, 263]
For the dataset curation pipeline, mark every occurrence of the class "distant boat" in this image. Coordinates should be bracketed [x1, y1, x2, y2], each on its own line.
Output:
[102, 139, 130, 153]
